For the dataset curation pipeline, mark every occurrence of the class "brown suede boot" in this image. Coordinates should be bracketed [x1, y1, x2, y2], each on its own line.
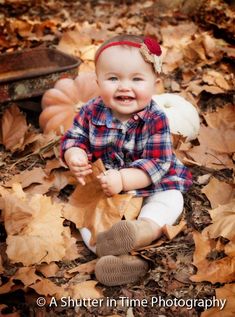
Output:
[95, 254, 149, 286]
[96, 220, 156, 257]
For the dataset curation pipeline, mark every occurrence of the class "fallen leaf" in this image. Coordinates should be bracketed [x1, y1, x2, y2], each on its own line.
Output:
[197, 174, 212, 185]
[161, 23, 198, 48]
[202, 200, 235, 241]
[0, 279, 15, 294]
[44, 158, 65, 175]
[4, 167, 47, 188]
[13, 267, 41, 287]
[187, 143, 234, 170]
[163, 219, 186, 240]
[62, 226, 80, 261]
[198, 126, 235, 154]
[202, 70, 231, 90]
[1, 105, 28, 152]
[201, 283, 235, 317]
[37, 263, 60, 278]
[68, 280, 103, 299]
[162, 47, 184, 73]
[66, 259, 97, 277]
[202, 104, 235, 130]
[201, 178, 235, 208]
[1, 183, 76, 265]
[63, 159, 140, 245]
[30, 278, 66, 299]
[190, 231, 235, 283]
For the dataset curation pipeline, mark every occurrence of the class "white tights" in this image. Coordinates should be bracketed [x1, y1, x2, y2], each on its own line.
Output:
[79, 189, 184, 253]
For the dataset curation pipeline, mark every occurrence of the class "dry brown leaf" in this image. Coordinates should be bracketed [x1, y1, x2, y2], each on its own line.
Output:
[13, 267, 41, 287]
[224, 238, 235, 257]
[162, 47, 184, 73]
[80, 44, 99, 61]
[163, 219, 186, 240]
[190, 231, 235, 283]
[201, 284, 235, 317]
[0, 279, 15, 295]
[66, 259, 97, 277]
[4, 167, 47, 188]
[161, 23, 198, 48]
[201, 178, 235, 208]
[19, 130, 42, 151]
[19, 170, 76, 196]
[197, 173, 212, 185]
[202, 70, 231, 90]
[123, 196, 143, 220]
[63, 159, 141, 245]
[67, 280, 103, 299]
[198, 126, 235, 154]
[57, 27, 91, 57]
[1, 183, 76, 265]
[44, 158, 65, 175]
[9, 19, 34, 37]
[186, 81, 225, 96]
[62, 226, 80, 261]
[57, 22, 106, 61]
[37, 263, 59, 278]
[202, 32, 220, 59]
[183, 37, 207, 62]
[202, 200, 235, 241]
[187, 143, 234, 170]
[30, 278, 66, 299]
[201, 84, 225, 94]
[1, 105, 28, 152]
[202, 104, 235, 130]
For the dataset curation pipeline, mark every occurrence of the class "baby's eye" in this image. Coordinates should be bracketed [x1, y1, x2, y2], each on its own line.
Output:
[133, 77, 143, 81]
[108, 77, 118, 81]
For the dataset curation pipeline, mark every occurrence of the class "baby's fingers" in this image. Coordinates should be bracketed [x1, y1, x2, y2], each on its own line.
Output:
[77, 176, 86, 186]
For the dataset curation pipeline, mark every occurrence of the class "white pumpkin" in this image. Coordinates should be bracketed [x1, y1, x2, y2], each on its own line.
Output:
[152, 93, 200, 141]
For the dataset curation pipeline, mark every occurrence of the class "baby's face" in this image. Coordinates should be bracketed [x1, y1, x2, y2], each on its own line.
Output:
[96, 46, 157, 122]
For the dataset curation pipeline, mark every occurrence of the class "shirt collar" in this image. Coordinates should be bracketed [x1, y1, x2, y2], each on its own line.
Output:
[91, 97, 153, 127]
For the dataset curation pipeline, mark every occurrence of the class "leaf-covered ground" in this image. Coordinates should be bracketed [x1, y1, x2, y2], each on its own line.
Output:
[0, 1, 235, 316]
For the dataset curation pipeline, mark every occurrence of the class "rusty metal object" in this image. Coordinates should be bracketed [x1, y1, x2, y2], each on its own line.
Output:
[0, 48, 81, 103]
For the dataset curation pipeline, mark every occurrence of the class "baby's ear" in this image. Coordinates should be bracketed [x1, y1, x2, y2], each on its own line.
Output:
[155, 78, 164, 94]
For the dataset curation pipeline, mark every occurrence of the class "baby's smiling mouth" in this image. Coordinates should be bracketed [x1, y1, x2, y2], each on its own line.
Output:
[115, 96, 135, 102]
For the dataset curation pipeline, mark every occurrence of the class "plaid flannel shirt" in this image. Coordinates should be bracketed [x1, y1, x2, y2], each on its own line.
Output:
[61, 97, 192, 197]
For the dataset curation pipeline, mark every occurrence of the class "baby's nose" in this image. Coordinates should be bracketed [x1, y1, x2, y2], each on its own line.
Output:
[118, 80, 131, 91]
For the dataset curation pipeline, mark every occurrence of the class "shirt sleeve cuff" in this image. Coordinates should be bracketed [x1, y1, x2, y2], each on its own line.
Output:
[60, 137, 88, 163]
[130, 159, 171, 184]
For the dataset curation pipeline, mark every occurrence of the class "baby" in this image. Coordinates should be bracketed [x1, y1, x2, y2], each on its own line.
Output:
[61, 34, 192, 286]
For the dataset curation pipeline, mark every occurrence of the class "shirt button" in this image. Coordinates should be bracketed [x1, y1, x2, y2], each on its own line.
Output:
[133, 115, 138, 120]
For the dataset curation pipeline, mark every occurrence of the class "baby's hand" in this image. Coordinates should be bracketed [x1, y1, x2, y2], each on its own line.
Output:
[64, 148, 92, 185]
[97, 169, 123, 197]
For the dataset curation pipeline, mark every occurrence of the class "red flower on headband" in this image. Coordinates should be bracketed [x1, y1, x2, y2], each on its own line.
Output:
[143, 37, 162, 56]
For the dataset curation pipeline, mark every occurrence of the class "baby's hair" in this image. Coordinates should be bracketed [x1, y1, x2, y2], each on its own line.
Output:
[94, 34, 144, 64]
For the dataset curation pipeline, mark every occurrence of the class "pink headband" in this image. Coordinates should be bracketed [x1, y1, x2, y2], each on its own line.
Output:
[95, 37, 162, 73]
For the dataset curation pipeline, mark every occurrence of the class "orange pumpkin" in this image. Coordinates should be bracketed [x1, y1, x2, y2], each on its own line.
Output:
[39, 72, 99, 134]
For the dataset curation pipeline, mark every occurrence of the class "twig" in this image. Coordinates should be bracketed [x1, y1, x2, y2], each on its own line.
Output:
[9, 137, 60, 169]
